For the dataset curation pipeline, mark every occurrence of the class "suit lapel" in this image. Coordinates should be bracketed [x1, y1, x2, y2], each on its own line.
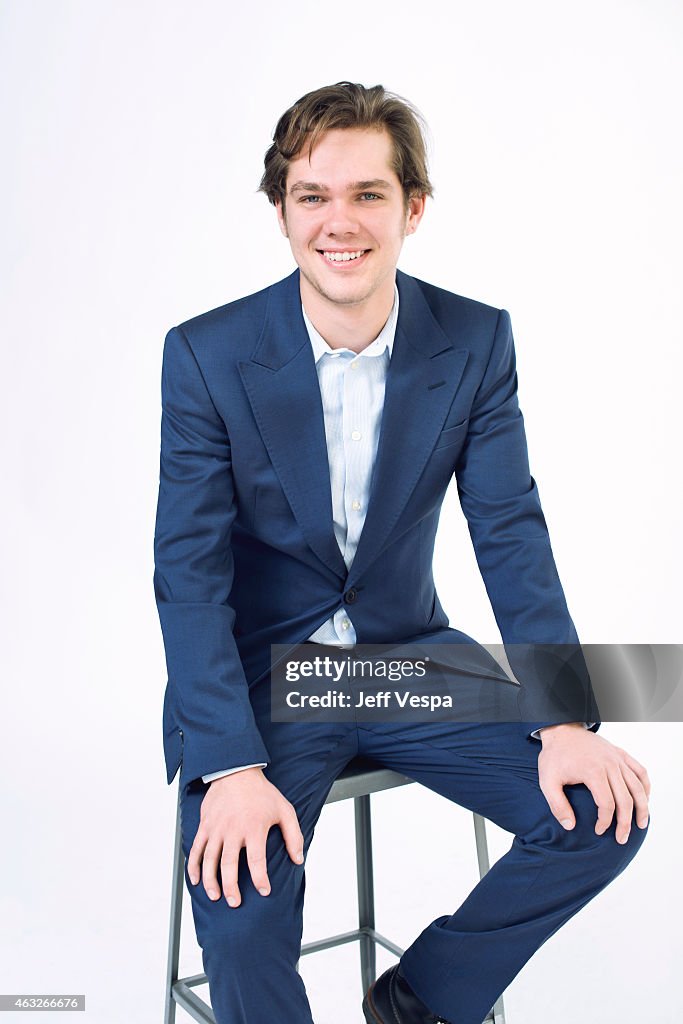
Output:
[238, 270, 347, 580]
[347, 271, 468, 584]
[239, 268, 469, 585]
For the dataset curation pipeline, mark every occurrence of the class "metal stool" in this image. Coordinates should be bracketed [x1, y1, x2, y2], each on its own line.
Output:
[164, 757, 506, 1024]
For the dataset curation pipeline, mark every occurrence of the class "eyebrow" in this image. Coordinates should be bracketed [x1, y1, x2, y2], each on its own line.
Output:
[289, 179, 394, 195]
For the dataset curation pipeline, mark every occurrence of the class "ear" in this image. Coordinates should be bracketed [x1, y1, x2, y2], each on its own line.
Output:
[275, 199, 289, 238]
[405, 194, 427, 236]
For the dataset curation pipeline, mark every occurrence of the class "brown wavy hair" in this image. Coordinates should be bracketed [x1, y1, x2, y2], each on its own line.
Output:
[258, 81, 433, 211]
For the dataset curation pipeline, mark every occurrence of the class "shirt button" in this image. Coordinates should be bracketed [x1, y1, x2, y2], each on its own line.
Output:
[351, 500, 361, 511]
[341, 619, 351, 630]
[350, 362, 359, 371]
[351, 430, 362, 441]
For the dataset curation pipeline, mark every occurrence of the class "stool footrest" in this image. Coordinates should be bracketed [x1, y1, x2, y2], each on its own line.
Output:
[170, 980, 215, 1023]
[300, 925, 404, 959]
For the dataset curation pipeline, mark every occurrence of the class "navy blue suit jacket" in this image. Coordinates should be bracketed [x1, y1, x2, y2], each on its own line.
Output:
[154, 268, 598, 787]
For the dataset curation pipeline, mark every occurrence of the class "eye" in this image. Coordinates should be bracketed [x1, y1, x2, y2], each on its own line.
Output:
[360, 192, 382, 201]
[299, 195, 323, 204]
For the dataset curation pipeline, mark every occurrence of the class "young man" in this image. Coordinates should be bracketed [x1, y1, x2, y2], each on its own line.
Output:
[154, 82, 650, 1024]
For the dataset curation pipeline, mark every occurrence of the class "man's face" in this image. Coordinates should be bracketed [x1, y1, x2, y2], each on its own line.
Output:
[276, 127, 425, 309]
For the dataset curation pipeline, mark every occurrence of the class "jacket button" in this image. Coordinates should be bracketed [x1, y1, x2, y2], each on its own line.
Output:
[344, 588, 358, 605]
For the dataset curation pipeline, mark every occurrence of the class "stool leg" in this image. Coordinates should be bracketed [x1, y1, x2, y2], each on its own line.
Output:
[473, 812, 490, 877]
[354, 794, 377, 995]
[164, 791, 185, 1024]
[472, 814, 506, 1024]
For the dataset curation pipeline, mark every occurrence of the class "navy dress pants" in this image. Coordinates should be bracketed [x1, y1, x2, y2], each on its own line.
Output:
[179, 662, 647, 1024]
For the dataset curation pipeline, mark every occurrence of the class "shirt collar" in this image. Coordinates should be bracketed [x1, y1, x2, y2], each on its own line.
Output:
[302, 283, 399, 365]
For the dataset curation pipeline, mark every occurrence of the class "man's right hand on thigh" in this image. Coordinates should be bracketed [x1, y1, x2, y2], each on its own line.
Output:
[187, 767, 305, 907]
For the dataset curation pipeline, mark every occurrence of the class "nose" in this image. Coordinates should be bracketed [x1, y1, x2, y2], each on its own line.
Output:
[322, 198, 361, 236]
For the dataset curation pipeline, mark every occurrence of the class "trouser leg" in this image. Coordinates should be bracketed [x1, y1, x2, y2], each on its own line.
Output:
[179, 716, 357, 1024]
[358, 717, 648, 1024]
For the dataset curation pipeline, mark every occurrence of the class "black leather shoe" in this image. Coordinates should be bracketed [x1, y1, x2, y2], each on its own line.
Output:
[362, 964, 451, 1023]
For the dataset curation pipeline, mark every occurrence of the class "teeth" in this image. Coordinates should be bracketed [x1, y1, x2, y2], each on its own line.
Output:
[323, 250, 366, 262]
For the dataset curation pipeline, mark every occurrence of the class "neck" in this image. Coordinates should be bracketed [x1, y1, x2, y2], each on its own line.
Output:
[300, 274, 396, 353]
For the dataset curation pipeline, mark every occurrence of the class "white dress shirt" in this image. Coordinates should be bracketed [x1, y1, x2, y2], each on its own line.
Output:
[304, 285, 398, 645]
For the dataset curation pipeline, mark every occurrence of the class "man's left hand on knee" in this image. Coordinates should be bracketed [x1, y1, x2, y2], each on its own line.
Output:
[537, 723, 651, 844]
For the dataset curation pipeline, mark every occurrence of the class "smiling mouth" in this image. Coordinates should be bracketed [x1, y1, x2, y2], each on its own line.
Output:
[317, 249, 370, 264]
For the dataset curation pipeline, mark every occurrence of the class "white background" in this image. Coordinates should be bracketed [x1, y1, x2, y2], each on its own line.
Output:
[1, 1, 681, 1022]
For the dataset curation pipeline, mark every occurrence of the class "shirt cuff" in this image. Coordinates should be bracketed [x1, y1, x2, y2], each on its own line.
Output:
[202, 763, 267, 783]
[531, 723, 595, 740]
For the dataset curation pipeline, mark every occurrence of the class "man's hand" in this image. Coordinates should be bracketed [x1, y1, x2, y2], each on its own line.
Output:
[187, 767, 305, 907]
[538, 723, 650, 844]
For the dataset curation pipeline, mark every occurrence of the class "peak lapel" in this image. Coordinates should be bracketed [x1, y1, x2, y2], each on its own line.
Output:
[347, 271, 469, 584]
[238, 270, 347, 580]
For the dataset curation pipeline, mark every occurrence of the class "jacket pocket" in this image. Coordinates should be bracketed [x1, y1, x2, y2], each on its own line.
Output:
[433, 418, 468, 451]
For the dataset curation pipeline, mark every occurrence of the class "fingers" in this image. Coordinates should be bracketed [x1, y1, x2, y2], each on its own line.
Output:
[197, 837, 260, 908]
[224, 808, 304, 905]
[220, 846, 242, 907]
[605, 767, 633, 844]
[187, 830, 208, 887]
[279, 806, 305, 865]
[591, 780, 616, 837]
[541, 780, 576, 830]
[188, 825, 236, 903]
[621, 762, 650, 829]
[187, 822, 244, 906]
[598, 763, 649, 843]
[246, 832, 271, 898]
[190, 829, 282, 908]
[621, 752, 651, 800]
[244, 802, 305, 897]
[201, 841, 224, 901]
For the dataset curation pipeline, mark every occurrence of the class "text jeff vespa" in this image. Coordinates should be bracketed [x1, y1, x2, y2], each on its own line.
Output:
[285, 689, 452, 710]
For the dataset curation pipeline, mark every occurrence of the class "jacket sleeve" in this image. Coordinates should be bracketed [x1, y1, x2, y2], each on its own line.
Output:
[153, 325, 270, 785]
[455, 309, 600, 734]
